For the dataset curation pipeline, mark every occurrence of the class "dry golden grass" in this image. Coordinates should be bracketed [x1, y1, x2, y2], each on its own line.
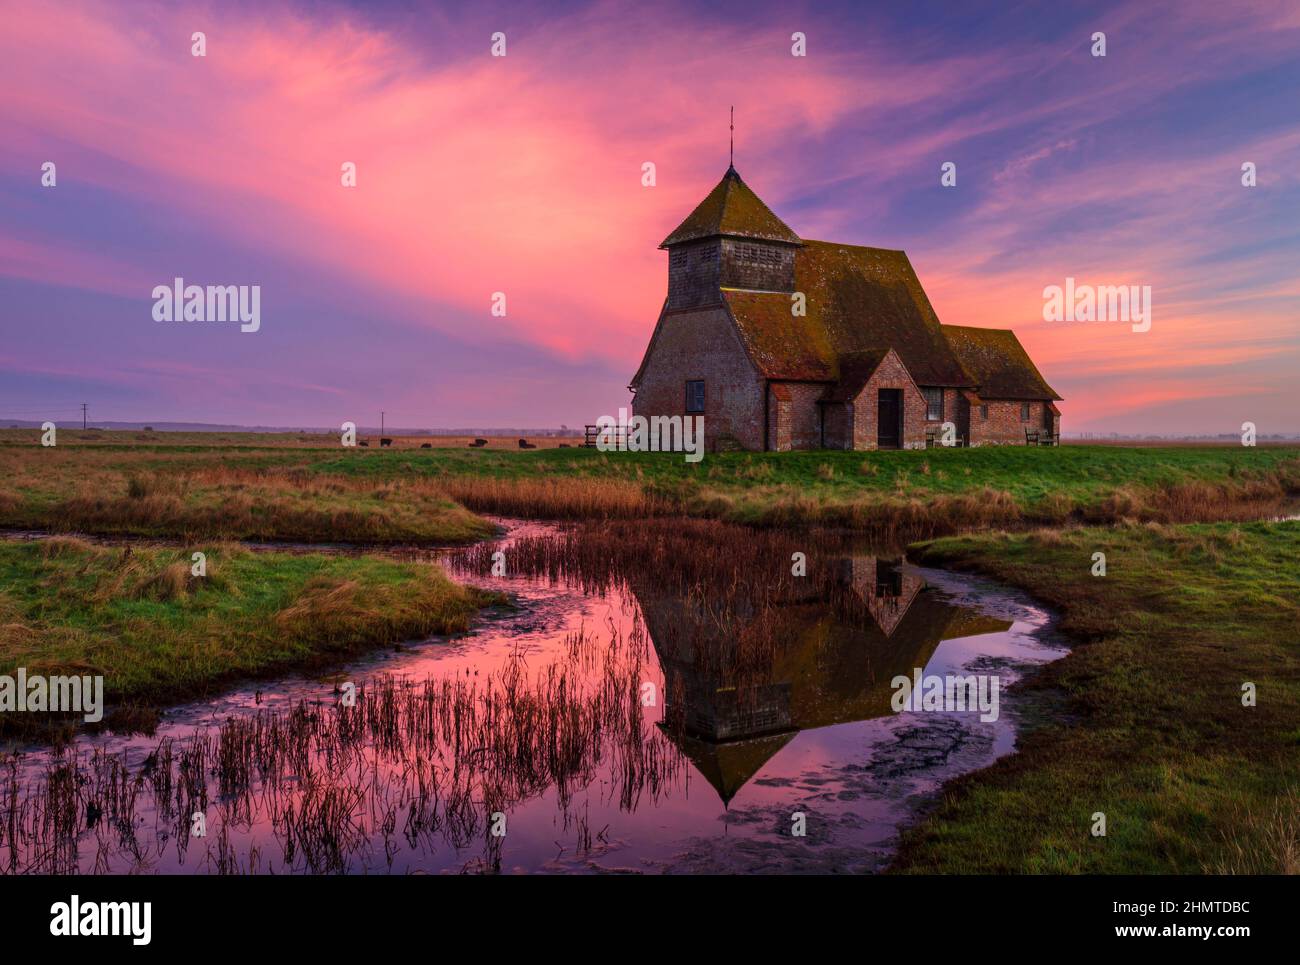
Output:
[0, 448, 493, 544]
[1211, 788, 1300, 875]
[432, 475, 660, 519]
[4, 434, 1297, 539]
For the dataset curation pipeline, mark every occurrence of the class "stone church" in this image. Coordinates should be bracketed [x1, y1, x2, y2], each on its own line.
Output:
[630, 166, 1062, 451]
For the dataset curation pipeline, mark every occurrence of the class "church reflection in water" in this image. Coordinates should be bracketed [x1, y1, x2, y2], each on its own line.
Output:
[634, 555, 1012, 804]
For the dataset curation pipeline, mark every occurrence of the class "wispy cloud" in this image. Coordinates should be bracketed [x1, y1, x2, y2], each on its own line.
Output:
[0, 0, 1296, 430]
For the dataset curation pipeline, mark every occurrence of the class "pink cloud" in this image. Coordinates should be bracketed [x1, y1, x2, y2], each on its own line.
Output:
[0, 1, 885, 361]
[1, 0, 1297, 431]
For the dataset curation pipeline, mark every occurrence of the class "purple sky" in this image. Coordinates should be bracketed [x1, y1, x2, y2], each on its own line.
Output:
[2, 0, 1298, 433]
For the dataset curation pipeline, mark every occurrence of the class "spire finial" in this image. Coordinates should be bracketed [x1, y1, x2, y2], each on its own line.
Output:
[729, 105, 734, 168]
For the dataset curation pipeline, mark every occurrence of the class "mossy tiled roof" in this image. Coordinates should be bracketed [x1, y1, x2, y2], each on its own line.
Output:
[640, 171, 1060, 405]
[660, 166, 802, 247]
[721, 288, 837, 381]
[941, 324, 1062, 401]
[821, 348, 895, 402]
[723, 240, 972, 388]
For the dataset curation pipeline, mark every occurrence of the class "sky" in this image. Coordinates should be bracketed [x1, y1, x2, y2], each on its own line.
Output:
[1, 0, 1297, 434]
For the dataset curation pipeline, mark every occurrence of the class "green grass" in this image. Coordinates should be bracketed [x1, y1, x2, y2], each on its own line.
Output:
[0, 445, 496, 544]
[894, 520, 1300, 874]
[5, 436, 1296, 538]
[0, 538, 501, 731]
[402, 444, 1299, 530]
[310, 439, 1300, 491]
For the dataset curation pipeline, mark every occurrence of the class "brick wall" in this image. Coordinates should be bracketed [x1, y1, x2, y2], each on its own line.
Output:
[632, 306, 765, 450]
[823, 401, 852, 449]
[851, 353, 927, 450]
[767, 390, 790, 451]
[968, 399, 1047, 445]
[766, 381, 826, 450]
[920, 387, 969, 445]
[954, 390, 972, 443]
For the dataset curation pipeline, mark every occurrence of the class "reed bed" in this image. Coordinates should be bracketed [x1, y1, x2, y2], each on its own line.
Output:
[433, 475, 661, 520]
[4, 442, 1295, 542]
[0, 617, 682, 874]
[448, 519, 912, 701]
[438, 474, 1295, 540]
[0, 540, 498, 731]
[0, 451, 493, 544]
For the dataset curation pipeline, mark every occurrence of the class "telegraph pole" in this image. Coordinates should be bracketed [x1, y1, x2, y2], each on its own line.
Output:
[81, 403, 87, 429]
[381, 411, 385, 436]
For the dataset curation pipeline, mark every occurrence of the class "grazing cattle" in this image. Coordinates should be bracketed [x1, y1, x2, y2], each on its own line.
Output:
[420, 443, 432, 449]
[518, 438, 536, 449]
[380, 438, 393, 447]
[468, 438, 488, 448]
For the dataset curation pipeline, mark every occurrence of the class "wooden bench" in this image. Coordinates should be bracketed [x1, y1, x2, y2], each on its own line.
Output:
[925, 426, 965, 448]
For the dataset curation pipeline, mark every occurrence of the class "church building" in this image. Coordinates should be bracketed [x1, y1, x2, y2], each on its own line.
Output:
[629, 166, 1062, 450]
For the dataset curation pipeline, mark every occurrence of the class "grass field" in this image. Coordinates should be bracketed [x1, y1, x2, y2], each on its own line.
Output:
[0, 538, 500, 737]
[1, 429, 1296, 873]
[3, 430, 1298, 540]
[0, 444, 495, 544]
[895, 520, 1300, 874]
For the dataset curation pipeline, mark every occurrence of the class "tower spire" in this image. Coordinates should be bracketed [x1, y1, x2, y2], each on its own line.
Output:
[729, 105, 734, 169]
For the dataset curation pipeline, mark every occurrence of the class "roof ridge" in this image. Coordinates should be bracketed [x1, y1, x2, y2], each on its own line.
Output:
[801, 238, 907, 256]
[941, 323, 1015, 333]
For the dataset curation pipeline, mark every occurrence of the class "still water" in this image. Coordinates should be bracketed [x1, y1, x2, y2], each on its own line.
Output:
[0, 519, 1067, 874]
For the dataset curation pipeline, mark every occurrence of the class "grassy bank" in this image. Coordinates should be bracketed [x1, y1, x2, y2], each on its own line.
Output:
[896, 520, 1300, 874]
[3, 433, 1298, 539]
[0, 446, 494, 544]
[0, 538, 500, 737]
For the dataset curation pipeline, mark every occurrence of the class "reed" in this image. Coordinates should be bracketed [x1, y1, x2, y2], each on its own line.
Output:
[0, 540, 501, 735]
[0, 450, 494, 545]
[448, 519, 909, 697]
[0, 615, 683, 874]
[433, 475, 660, 519]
